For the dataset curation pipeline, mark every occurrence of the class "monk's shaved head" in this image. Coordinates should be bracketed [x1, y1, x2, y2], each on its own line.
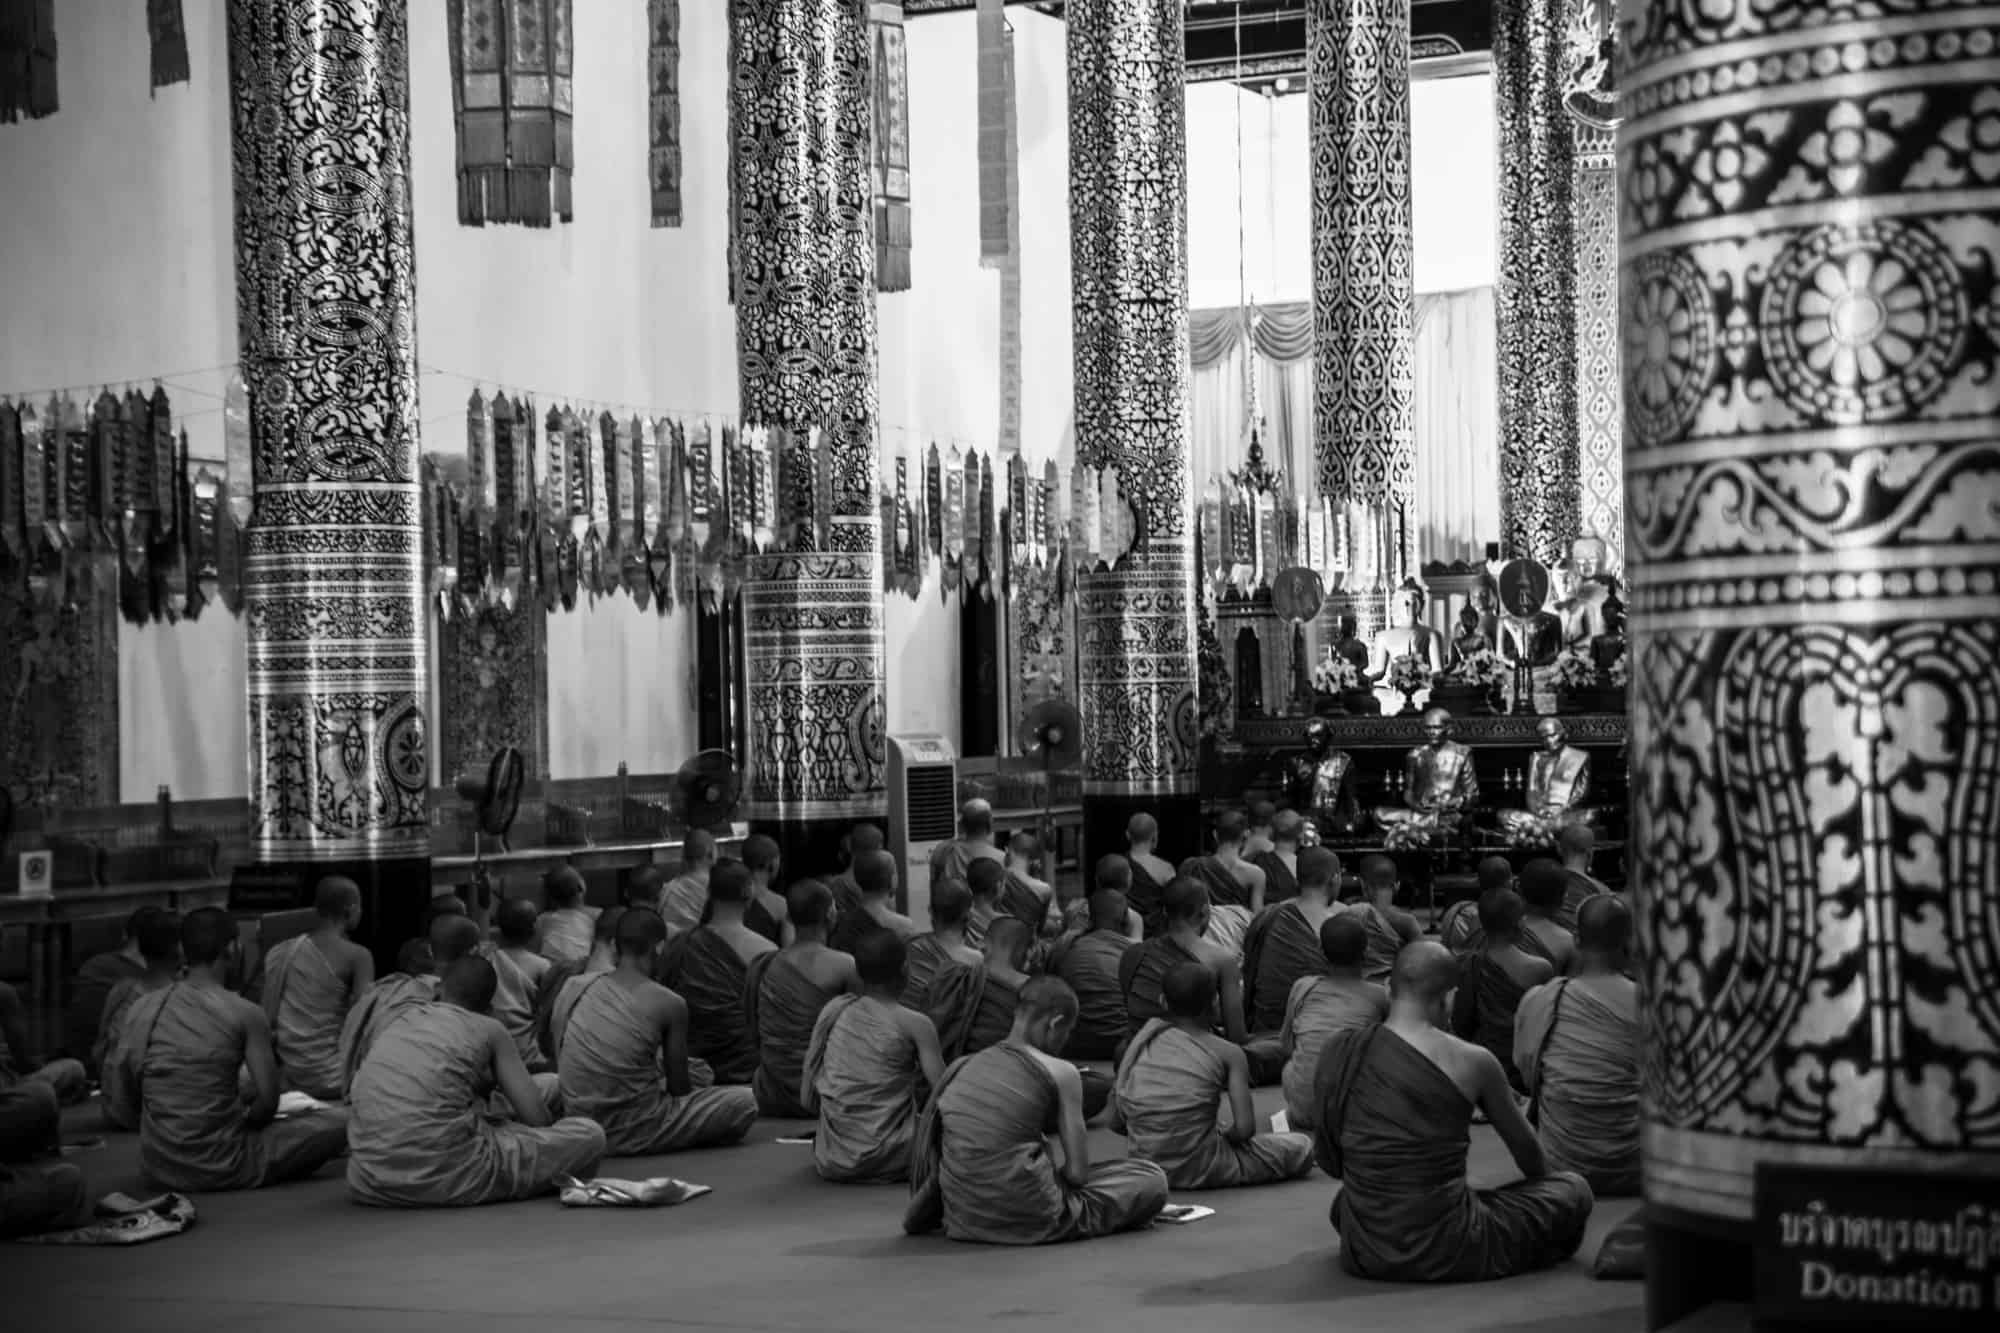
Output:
[625, 864, 664, 906]
[1359, 855, 1398, 891]
[1390, 941, 1459, 1002]
[429, 912, 484, 964]
[594, 906, 628, 945]
[985, 917, 1032, 969]
[182, 907, 237, 967]
[545, 866, 586, 905]
[847, 823, 886, 859]
[495, 897, 539, 945]
[709, 858, 752, 904]
[787, 879, 834, 928]
[314, 876, 362, 920]
[855, 850, 898, 897]
[1088, 888, 1128, 932]
[135, 910, 183, 964]
[1017, 975, 1079, 1025]
[1161, 962, 1216, 1019]
[1126, 813, 1159, 846]
[1558, 823, 1596, 858]
[396, 938, 434, 976]
[966, 857, 1005, 899]
[616, 906, 668, 959]
[1298, 848, 1341, 891]
[929, 877, 971, 927]
[441, 956, 498, 1014]
[1318, 914, 1367, 967]
[1519, 859, 1567, 912]
[1094, 854, 1132, 893]
[854, 929, 907, 989]
[1162, 876, 1209, 924]
[1271, 809, 1304, 845]
[1479, 888, 1526, 939]
[1477, 855, 1515, 892]
[1577, 894, 1633, 954]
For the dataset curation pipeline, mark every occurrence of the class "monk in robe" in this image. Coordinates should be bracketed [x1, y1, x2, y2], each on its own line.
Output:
[747, 881, 860, 1118]
[536, 867, 601, 967]
[66, 906, 165, 1080]
[657, 859, 774, 1084]
[657, 830, 717, 937]
[804, 931, 946, 1183]
[1240, 848, 1341, 1032]
[927, 918, 1034, 1059]
[1451, 890, 1555, 1094]
[552, 908, 758, 1155]
[1345, 855, 1421, 985]
[1176, 810, 1266, 956]
[1251, 810, 1303, 906]
[905, 977, 1169, 1245]
[0, 982, 85, 1107]
[1313, 941, 1593, 1281]
[348, 957, 607, 1207]
[102, 908, 349, 1192]
[338, 914, 487, 1094]
[1517, 859, 1578, 972]
[1440, 857, 1515, 956]
[928, 798, 1006, 889]
[828, 849, 916, 955]
[1555, 825, 1612, 934]
[963, 858, 1006, 951]
[481, 898, 554, 1072]
[0, 1080, 91, 1238]
[534, 906, 624, 1066]
[92, 910, 183, 1102]
[1124, 814, 1178, 937]
[1278, 916, 1388, 1134]
[255, 876, 374, 1100]
[1119, 878, 1282, 1085]
[828, 823, 885, 920]
[1514, 897, 1640, 1196]
[1049, 889, 1136, 1061]
[1243, 801, 1277, 862]
[1064, 855, 1145, 942]
[623, 864, 666, 913]
[899, 878, 981, 1011]
[999, 830, 1057, 937]
[737, 834, 792, 945]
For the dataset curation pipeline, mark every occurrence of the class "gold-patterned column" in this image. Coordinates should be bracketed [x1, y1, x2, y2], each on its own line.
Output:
[731, 0, 887, 873]
[1069, 0, 1200, 867]
[1623, 0, 2000, 1321]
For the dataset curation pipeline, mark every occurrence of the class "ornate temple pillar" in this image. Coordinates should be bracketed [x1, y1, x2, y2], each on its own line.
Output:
[1307, 0, 1416, 625]
[1494, 0, 1580, 565]
[1572, 121, 1623, 570]
[1623, 2, 2000, 1325]
[1069, 0, 1201, 869]
[226, 0, 431, 965]
[731, 0, 887, 875]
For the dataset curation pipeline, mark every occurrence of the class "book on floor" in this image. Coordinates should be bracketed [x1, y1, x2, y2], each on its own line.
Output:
[1155, 1205, 1217, 1225]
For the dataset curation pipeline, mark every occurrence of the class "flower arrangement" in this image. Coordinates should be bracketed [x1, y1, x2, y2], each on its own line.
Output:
[1608, 653, 1630, 689]
[1384, 819, 1434, 852]
[1452, 647, 1506, 690]
[1312, 654, 1360, 695]
[1386, 653, 1429, 696]
[1552, 648, 1599, 692]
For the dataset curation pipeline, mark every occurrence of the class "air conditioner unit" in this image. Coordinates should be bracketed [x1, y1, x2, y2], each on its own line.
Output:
[887, 733, 958, 921]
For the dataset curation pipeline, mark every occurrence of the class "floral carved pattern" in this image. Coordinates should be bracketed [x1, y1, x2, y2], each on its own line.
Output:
[439, 603, 550, 783]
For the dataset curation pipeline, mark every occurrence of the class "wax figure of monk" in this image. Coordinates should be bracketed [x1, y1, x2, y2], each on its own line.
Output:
[1241, 848, 1343, 1032]
[828, 849, 916, 956]
[1497, 719, 1596, 849]
[905, 977, 1169, 1245]
[253, 876, 374, 1100]
[828, 824, 885, 919]
[1119, 878, 1282, 1085]
[1278, 915, 1388, 1134]
[657, 830, 718, 937]
[1451, 890, 1555, 1094]
[659, 859, 775, 1085]
[347, 957, 606, 1207]
[1177, 810, 1266, 956]
[900, 877, 981, 1011]
[0, 981, 85, 1107]
[93, 910, 183, 1107]
[102, 908, 349, 1192]
[1440, 857, 1515, 956]
[551, 907, 758, 1155]
[747, 881, 861, 1118]
[0, 1080, 91, 1238]
[736, 834, 792, 946]
[1251, 810, 1304, 906]
[1345, 855, 1422, 985]
[486, 898, 555, 1072]
[929, 798, 1007, 889]
[1555, 825, 1612, 934]
[534, 907, 624, 1065]
[339, 914, 486, 1094]
[1516, 860, 1577, 972]
[1372, 708, 1479, 840]
[804, 931, 947, 1184]
[1112, 963, 1315, 1191]
[1514, 897, 1640, 1196]
[66, 906, 167, 1079]
[963, 858, 1006, 951]
[1124, 813, 1178, 936]
[1314, 941, 1593, 1281]
[1049, 888, 1137, 1061]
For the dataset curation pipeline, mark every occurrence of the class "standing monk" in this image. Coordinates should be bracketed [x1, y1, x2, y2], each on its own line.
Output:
[255, 876, 374, 1100]
[747, 881, 860, 1118]
[804, 931, 946, 1183]
[1277, 916, 1388, 1133]
[658, 860, 774, 1084]
[1240, 848, 1342, 1032]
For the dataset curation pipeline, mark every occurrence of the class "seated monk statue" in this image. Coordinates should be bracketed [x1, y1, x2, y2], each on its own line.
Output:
[1514, 897, 1640, 1197]
[1498, 718, 1596, 849]
[0, 981, 86, 1109]
[1123, 813, 1178, 936]
[827, 823, 885, 921]
[1243, 802, 1277, 862]
[535, 867, 602, 968]
[1344, 855, 1423, 985]
[656, 830, 717, 937]
[339, 914, 486, 1095]
[1278, 916, 1389, 1134]
[963, 858, 1007, 951]
[93, 910, 184, 1108]
[1450, 604, 1488, 666]
[1450, 890, 1556, 1094]
[804, 931, 947, 1184]
[1516, 860, 1578, 973]
[253, 876, 374, 1101]
[1112, 963, 1315, 1191]
[1440, 857, 1515, 956]
[1367, 581, 1447, 702]
[1119, 878, 1284, 1086]
[1373, 708, 1480, 841]
[488, 897, 556, 1073]
[1000, 830, 1058, 939]
[905, 977, 1170, 1245]
[102, 908, 349, 1192]
[1176, 810, 1267, 956]
[1049, 888, 1137, 1062]
[348, 957, 607, 1207]
[827, 849, 917, 956]
[1252, 811, 1302, 904]
[551, 907, 759, 1155]
[66, 906, 165, 1082]
[1290, 720, 1363, 843]
[0, 1080, 91, 1238]
[1330, 613, 1372, 682]
[746, 881, 861, 1118]
[1241, 848, 1343, 1032]
[928, 798, 1007, 890]
[534, 906, 625, 1068]
[657, 859, 776, 1085]
[1555, 825, 1614, 936]
[900, 877, 982, 1011]
[1314, 941, 1594, 1281]
[737, 835, 792, 946]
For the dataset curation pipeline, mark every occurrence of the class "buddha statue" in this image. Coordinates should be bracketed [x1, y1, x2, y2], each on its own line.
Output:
[1369, 581, 1446, 679]
[1450, 605, 1488, 666]
[1289, 717, 1363, 842]
[1497, 717, 1596, 847]
[1592, 590, 1628, 676]
[1496, 564, 1563, 670]
[1373, 707, 1480, 841]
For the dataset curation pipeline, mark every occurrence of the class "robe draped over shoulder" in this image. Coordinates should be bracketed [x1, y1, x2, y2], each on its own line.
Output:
[1117, 936, 1199, 1032]
[1453, 955, 1534, 1093]
[1556, 873, 1610, 933]
[68, 951, 145, 1077]
[1126, 859, 1170, 936]
[1279, 976, 1387, 1133]
[1439, 900, 1483, 955]
[929, 839, 1004, 889]
[536, 906, 600, 966]
[1177, 856, 1253, 955]
[804, 995, 924, 1183]
[1350, 905, 1407, 984]
[1000, 873, 1052, 933]
[1514, 980, 1640, 1196]
[485, 946, 552, 1071]
[1113, 1020, 1312, 1190]
[348, 1001, 606, 1207]
[749, 952, 845, 1118]
[924, 960, 991, 1060]
[1252, 851, 1298, 904]
[1050, 931, 1131, 1061]
[338, 973, 440, 1095]
[260, 937, 355, 1100]
[92, 975, 167, 1095]
[658, 876, 708, 936]
[899, 934, 954, 1011]
[1241, 903, 1325, 1033]
[1312, 1025, 1592, 1282]
[660, 927, 759, 1084]
[905, 1045, 1168, 1244]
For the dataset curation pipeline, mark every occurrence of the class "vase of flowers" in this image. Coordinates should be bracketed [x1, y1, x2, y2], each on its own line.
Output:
[1554, 647, 1623, 713]
[1385, 653, 1429, 715]
[1430, 648, 1505, 715]
[1310, 655, 1361, 715]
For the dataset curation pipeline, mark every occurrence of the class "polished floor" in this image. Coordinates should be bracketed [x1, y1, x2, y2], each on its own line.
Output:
[11, 1082, 1645, 1333]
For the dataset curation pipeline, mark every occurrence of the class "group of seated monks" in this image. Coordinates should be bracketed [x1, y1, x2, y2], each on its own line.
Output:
[0, 795, 1638, 1282]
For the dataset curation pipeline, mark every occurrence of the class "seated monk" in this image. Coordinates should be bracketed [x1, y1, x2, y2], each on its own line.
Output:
[735, 834, 792, 946]
[1243, 801, 1277, 863]
[65, 906, 164, 1080]
[827, 849, 917, 956]
[1555, 825, 1612, 934]
[0, 1080, 91, 1238]
[931, 920, 1113, 1119]
[1118, 878, 1283, 1086]
[623, 864, 665, 913]
[657, 829, 717, 937]
[1440, 857, 1514, 956]
[534, 906, 624, 1067]
[1278, 916, 1389, 1133]
[536, 867, 602, 967]
[905, 977, 1169, 1245]
[1514, 897, 1640, 1196]
[102, 908, 349, 1192]
[339, 914, 486, 1095]
[488, 897, 556, 1072]
[92, 909, 184, 1105]
[927, 798, 1007, 890]
[1345, 855, 1422, 985]
[1060, 855, 1144, 942]
[1241, 848, 1342, 1032]
[1000, 830, 1058, 938]
[804, 931, 946, 1183]
[1313, 941, 1593, 1281]
[255, 876, 374, 1100]
[963, 858, 1006, 951]
[657, 859, 774, 1085]
[1450, 889, 1555, 1094]
[0, 981, 85, 1107]
[747, 881, 861, 1118]
[1517, 859, 1578, 972]
[1176, 810, 1266, 956]
[552, 908, 759, 1155]
[1112, 963, 1314, 1191]
[900, 877, 982, 1011]
[1251, 810, 1304, 905]
[1124, 814, 1178, 936]
[348, 957, 607, 1207]
[1049, 889, 1136, 1061]
[828, 823, 885, 920]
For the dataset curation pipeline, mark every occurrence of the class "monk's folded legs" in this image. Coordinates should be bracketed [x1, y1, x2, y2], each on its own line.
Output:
[488, 1118, 608, 1203]
[256, 1108, 352, 1187]
[1059, 1159, 1170, 1241]
[0, 1081, 64, 1160]
[0, 1160, 90, 1237]
[1471, 1170, 1595, 1279]
[622, 1086, 758, 1156]
[1165, 1131, 1316, 1192]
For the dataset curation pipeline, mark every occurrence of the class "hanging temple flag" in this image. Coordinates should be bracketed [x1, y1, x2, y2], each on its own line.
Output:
[0, 0, 57, 123]
[870, 2, 911, 292]
[448, 0, 575, 227]
[649, 0, 681, 227]
[148, 0, 190, 92]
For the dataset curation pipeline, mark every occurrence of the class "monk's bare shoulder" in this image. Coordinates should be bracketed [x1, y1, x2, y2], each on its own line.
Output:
[894, 1004, 937, 1043]
[1021, 1044, 1079, 1093]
